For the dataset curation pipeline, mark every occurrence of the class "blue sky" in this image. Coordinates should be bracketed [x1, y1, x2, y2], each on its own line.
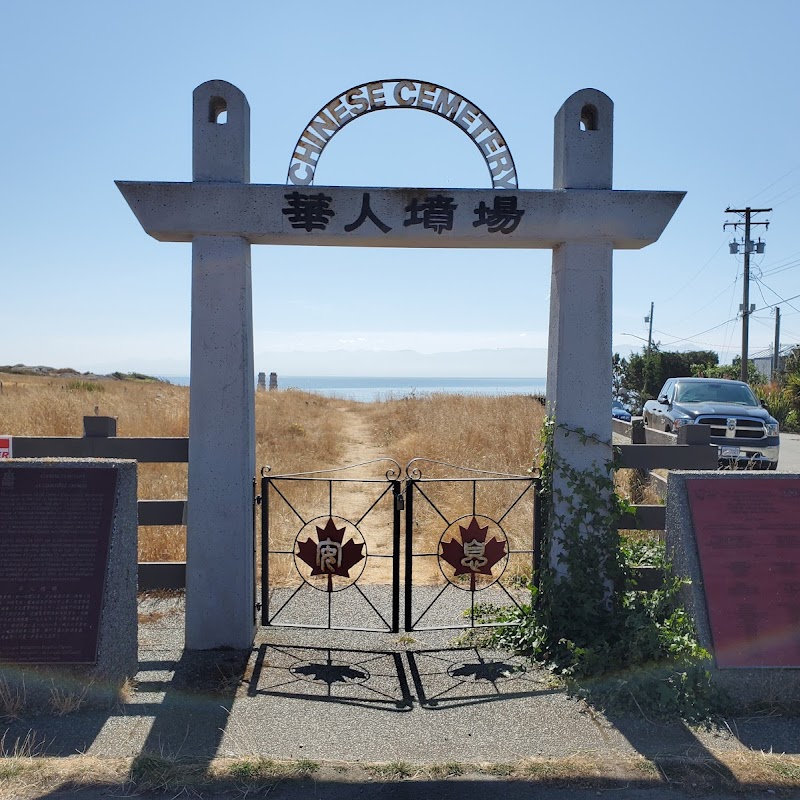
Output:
[3, 1, 800, 376]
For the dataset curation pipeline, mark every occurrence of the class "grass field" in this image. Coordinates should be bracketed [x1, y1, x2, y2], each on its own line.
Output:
[0, 372, 547, 565]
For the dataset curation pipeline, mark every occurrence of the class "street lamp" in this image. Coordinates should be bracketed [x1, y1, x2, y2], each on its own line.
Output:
[619, 332, 651, 345]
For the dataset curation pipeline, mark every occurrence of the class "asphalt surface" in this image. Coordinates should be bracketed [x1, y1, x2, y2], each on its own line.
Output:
[779, 432, 800, 472]
[4, 594, 800, 799]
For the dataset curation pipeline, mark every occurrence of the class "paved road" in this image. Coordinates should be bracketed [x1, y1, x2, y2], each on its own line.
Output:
[779, 431, 800, 472]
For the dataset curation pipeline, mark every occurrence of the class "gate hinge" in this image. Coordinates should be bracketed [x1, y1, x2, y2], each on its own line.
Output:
[255, 495, 262, 506]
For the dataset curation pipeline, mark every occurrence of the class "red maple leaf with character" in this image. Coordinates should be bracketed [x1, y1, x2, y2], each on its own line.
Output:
[296, 518, 365, 588]
[440, 517, 507, 589]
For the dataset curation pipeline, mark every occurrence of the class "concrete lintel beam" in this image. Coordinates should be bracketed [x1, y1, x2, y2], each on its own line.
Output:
[115, 182, 684, 250]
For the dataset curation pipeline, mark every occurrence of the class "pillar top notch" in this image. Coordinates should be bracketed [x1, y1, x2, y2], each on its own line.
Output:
[193, 80, 250, 183]
[554, 88, 614, 191]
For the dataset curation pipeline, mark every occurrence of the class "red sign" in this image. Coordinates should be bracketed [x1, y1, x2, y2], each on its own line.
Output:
[687, 478, 800, 667]
[0, 437, 10, 458]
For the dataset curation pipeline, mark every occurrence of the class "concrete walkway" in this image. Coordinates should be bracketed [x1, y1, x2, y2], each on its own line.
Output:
[4, 596, 800, 798]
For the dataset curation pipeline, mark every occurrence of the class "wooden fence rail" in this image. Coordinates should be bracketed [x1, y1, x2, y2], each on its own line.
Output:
[10, 415, 718, 591]
[10, 417, 189, 591]
[612, 415, 719, 588]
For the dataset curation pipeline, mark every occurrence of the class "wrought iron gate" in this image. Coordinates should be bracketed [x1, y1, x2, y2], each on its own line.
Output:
[404, 459, 540, 632]
[261, 460, 402, 632]
[260, 459, 541, 633]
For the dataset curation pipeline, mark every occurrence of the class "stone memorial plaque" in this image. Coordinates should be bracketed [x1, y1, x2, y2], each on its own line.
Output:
[0, 467, 118, 663]
[687, 477, 800, 667]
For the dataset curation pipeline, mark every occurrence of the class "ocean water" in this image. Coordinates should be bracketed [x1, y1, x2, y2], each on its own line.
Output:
[162, 375, 546, 403]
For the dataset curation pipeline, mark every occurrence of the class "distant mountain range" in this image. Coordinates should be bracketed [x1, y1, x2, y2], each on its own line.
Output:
[254, 348, 549, 378]
[25, 343, 641, 379]
[83, 347, 551, 378]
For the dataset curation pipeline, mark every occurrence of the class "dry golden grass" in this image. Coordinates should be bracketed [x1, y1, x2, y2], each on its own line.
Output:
[1, 377, 657, 583]
[368, 392, 545, 474]
[1, 374, 547, 572]
[0, 374, 356, 562]
[0, 373, 188, 437]
[4, 750, 800, 798]
[255, 388, 351, 473]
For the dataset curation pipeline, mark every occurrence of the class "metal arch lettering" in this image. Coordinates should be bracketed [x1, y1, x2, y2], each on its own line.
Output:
[286, 79, 518, 190]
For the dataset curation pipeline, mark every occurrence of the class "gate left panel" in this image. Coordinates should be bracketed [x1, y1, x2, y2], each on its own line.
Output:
[261, 461, 401, 632]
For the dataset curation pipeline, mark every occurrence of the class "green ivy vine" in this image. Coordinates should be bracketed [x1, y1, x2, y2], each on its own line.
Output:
[484, 417, 724, 721]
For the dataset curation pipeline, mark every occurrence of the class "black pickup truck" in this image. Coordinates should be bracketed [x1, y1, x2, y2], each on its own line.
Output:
[642, 377, 780, 469]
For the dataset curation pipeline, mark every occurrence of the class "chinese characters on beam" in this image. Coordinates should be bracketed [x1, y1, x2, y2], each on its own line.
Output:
[282, 191, 525, 236]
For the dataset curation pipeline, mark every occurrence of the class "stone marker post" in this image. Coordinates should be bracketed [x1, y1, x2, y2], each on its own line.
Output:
[187, 81, 256, 649]
[546, 89, 614, 574]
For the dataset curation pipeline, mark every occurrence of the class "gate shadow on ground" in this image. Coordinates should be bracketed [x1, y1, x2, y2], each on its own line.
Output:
[245, 643, 556, 711]
[406, 646, 558, 709]
[247, 643, 414, 710]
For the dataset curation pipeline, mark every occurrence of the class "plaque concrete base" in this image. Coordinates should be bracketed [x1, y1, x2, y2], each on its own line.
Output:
[0, 459, 138, 710]
[666, 471, 800, 706]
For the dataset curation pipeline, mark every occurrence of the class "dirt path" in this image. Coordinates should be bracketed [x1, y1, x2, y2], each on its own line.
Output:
[334, 404, 388, 465]
[331, 405, 398, 584]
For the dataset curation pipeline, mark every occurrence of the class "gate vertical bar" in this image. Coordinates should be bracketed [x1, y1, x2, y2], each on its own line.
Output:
[391, 480, 401, 633]
[533, 478, 543, 595]
[404, 479, 414, 631]
[253, 477, 258, 625]
[261, 476, 270, 625]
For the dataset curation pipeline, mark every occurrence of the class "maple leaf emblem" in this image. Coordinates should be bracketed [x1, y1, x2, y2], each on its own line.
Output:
[296, 517, 365, 580]
[440, 517, 507, 581]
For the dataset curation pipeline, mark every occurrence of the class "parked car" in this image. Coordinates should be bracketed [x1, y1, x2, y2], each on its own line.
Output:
[612, 400, 632, 422]
[642, 377, 779, 470]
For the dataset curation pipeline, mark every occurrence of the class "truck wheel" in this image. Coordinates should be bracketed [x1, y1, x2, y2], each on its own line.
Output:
[768, 462, 778, 471]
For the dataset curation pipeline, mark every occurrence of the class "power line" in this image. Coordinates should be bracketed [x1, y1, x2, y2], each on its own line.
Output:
[653, 317, 740, 346]
[737, 292, 800, 314]
[761, 258, 800, 278]
[748, 164, 800, 204]
[773, 188, 800, 208]
[659, 234, 729, 304]
[720, 270, 741, 363]
[649, 293, 800, 351]
[760, 250, 800, 270]
[669, 278, 739, 327]
[753, 276, 800, 316]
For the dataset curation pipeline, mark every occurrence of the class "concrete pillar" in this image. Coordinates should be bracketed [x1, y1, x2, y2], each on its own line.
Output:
[546, 89, 614, 575]
[186, 81, 256, 649]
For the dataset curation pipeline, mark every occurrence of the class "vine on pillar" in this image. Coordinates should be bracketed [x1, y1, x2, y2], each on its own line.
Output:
[531, 418, 632, 675]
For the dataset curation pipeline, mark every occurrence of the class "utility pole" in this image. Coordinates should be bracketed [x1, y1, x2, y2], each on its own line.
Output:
[724, 207, 771, 382]
[644, 301, 654, 352]
[773, 306, 781, 381]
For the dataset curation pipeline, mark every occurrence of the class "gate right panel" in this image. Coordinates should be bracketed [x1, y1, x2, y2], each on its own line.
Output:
[404, 459, 541, 632]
